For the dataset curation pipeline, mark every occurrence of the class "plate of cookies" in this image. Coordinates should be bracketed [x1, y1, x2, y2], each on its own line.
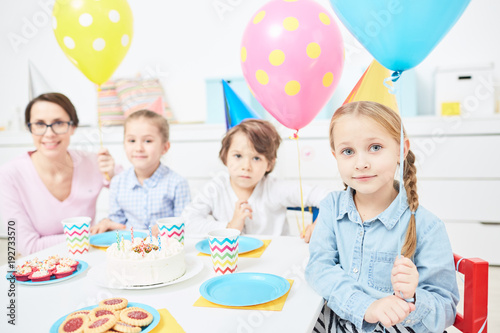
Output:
[50, 298, 160, 333]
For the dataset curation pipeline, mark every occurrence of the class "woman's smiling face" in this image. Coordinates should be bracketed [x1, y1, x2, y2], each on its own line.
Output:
[29, 101, 75, 158]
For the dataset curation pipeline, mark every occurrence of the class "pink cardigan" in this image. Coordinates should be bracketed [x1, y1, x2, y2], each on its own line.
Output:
[0, 150, 108, 255]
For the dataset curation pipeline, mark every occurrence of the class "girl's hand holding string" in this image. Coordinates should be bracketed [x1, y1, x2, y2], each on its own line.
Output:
[97, 147, 115, 179]
[391, 256, 419, 300]
[302, 223, 315, 243]
[364, 295, 415, 327]
[227, 199, 252, 231]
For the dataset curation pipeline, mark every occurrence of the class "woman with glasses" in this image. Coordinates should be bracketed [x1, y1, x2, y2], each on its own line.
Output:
[0, 93, 117, 255]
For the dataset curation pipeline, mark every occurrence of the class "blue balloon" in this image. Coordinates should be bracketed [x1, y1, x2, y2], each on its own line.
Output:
[222, 80, 261, 130]
[329, 0, 470, 71]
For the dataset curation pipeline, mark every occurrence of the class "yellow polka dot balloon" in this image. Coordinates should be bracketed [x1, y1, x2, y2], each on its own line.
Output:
[52, 0, 133, 85]
[241, 0, 344, 130]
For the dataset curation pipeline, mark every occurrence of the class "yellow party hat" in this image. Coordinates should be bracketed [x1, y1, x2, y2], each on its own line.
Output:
[343, 59, 399, 113]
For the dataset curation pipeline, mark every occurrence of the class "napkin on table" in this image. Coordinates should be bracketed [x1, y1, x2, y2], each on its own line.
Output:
[150, 308, 185, 333]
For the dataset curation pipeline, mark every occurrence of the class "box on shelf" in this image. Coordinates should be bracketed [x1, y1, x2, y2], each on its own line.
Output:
[434, 64, 495, 117]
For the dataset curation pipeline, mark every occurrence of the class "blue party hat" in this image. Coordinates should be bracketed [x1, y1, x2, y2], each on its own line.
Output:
[222, 80, 260, 130]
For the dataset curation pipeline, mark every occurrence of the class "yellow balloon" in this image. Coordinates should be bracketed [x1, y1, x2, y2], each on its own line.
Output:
[52, 0, 133, 85]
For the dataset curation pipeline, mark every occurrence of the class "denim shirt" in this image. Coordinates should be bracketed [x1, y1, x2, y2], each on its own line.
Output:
[305, 188, 459, 333]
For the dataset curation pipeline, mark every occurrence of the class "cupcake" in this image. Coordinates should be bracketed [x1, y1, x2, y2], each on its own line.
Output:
[13, 265, 32, 281]
[59, 257, 79, 268]
[25, 257, 42, 270]
[46, 255, 60, 266]
[54, 265, 76, 279]
[42, 260, 57, 274]
[28, 268, 52, 282]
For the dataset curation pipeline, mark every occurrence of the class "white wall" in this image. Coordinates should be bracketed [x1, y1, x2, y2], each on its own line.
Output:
[0, 0, 499, 127]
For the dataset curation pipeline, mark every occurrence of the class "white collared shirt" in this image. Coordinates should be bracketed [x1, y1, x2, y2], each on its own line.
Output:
[182, 171, 330, 236]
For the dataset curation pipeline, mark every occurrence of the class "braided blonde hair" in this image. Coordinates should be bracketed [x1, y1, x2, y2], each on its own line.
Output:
[329, 101, 419, 257]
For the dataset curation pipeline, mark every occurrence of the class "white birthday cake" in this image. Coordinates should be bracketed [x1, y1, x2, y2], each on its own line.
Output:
[106, 237, 185, 287]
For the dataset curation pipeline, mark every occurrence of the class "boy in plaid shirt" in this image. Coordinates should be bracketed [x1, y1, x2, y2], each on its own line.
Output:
[91, 110, 190, 234]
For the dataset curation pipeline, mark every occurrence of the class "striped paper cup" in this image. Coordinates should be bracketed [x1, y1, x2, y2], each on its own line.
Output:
[208, 228, 240, 275]
[61, 217, 91, 255]
[157, 217, 185, 245]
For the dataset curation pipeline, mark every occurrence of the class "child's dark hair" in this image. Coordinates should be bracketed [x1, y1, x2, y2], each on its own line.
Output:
[25, 92, 79, 127]
[329, 101, 419, 258]
[124, 110, 169, 143]
[219, 119, 282, 175]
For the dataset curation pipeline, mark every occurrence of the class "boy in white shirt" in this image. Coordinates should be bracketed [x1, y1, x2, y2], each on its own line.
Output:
[182, 119, 329, 241]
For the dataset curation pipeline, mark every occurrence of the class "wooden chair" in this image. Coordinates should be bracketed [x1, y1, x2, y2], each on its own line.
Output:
[453, 253, 489, 332]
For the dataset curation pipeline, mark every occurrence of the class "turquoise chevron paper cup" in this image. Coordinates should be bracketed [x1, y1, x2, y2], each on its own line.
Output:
[157, 217, 185, 245]
[208, 228, 240, 275]
[61, 217, 90, 255]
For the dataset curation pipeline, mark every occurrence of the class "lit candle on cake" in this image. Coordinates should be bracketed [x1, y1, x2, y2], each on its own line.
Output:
[116, 230, 120, 250]
[158, 235, 161, 251]
[131, 227, 134, 244]
[149, 226, 152, 242]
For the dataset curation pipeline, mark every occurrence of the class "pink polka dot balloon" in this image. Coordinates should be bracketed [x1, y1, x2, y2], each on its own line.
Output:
[241, 0, 344, 131]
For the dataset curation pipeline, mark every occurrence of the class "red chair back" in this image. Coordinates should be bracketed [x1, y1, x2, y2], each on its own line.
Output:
[453, 253, 488, 333]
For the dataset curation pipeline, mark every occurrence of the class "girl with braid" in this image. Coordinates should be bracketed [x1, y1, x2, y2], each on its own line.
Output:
[306, 101, 459, 333]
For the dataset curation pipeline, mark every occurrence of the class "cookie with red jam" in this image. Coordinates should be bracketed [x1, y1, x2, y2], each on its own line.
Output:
[58, 314, 88, 333]
[119, 307, 153, 327]
[98, 298, 128, 311]
[84, 315, 117, 333]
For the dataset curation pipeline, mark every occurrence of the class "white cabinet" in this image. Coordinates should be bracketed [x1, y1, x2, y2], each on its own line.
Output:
[406, 117, 500, 264]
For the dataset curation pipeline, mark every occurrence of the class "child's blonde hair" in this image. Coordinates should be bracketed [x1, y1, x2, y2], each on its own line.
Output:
[219, 119, 282, 176]
[329, 101, 419, 258]
[124, 110, 169, 143]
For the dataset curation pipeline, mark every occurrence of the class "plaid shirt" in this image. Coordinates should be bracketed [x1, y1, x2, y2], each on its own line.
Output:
[108, 164, 191, 229]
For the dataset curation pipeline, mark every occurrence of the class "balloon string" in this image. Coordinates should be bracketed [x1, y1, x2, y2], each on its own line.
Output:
[397, 80, 404, 258]
[384, 71, 404, 257]
[97, 84, 110, 181]
[97, 85, 104, 148]
[384, 71, 407, 303]
[291, 131, 306, 236]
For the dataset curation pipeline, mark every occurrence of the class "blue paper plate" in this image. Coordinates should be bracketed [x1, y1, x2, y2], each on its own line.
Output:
[50, 302, 159, 333]
[90, 230, 148, 247]
[6, 261, 89, 286]
[200, 272, 290, 306]
[195, 236, 264, 255]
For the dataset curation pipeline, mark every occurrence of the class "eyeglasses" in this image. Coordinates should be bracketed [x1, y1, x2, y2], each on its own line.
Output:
[27, 121, 73, 136]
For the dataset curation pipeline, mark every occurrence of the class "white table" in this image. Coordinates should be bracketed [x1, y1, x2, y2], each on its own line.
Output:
[0, 236, 323, 332]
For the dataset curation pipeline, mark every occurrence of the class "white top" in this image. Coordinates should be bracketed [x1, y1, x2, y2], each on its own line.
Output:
[182, 171, 330, 236]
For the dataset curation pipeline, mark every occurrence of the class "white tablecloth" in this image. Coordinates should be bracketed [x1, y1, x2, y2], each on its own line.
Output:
[0, 236, 323, 332]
